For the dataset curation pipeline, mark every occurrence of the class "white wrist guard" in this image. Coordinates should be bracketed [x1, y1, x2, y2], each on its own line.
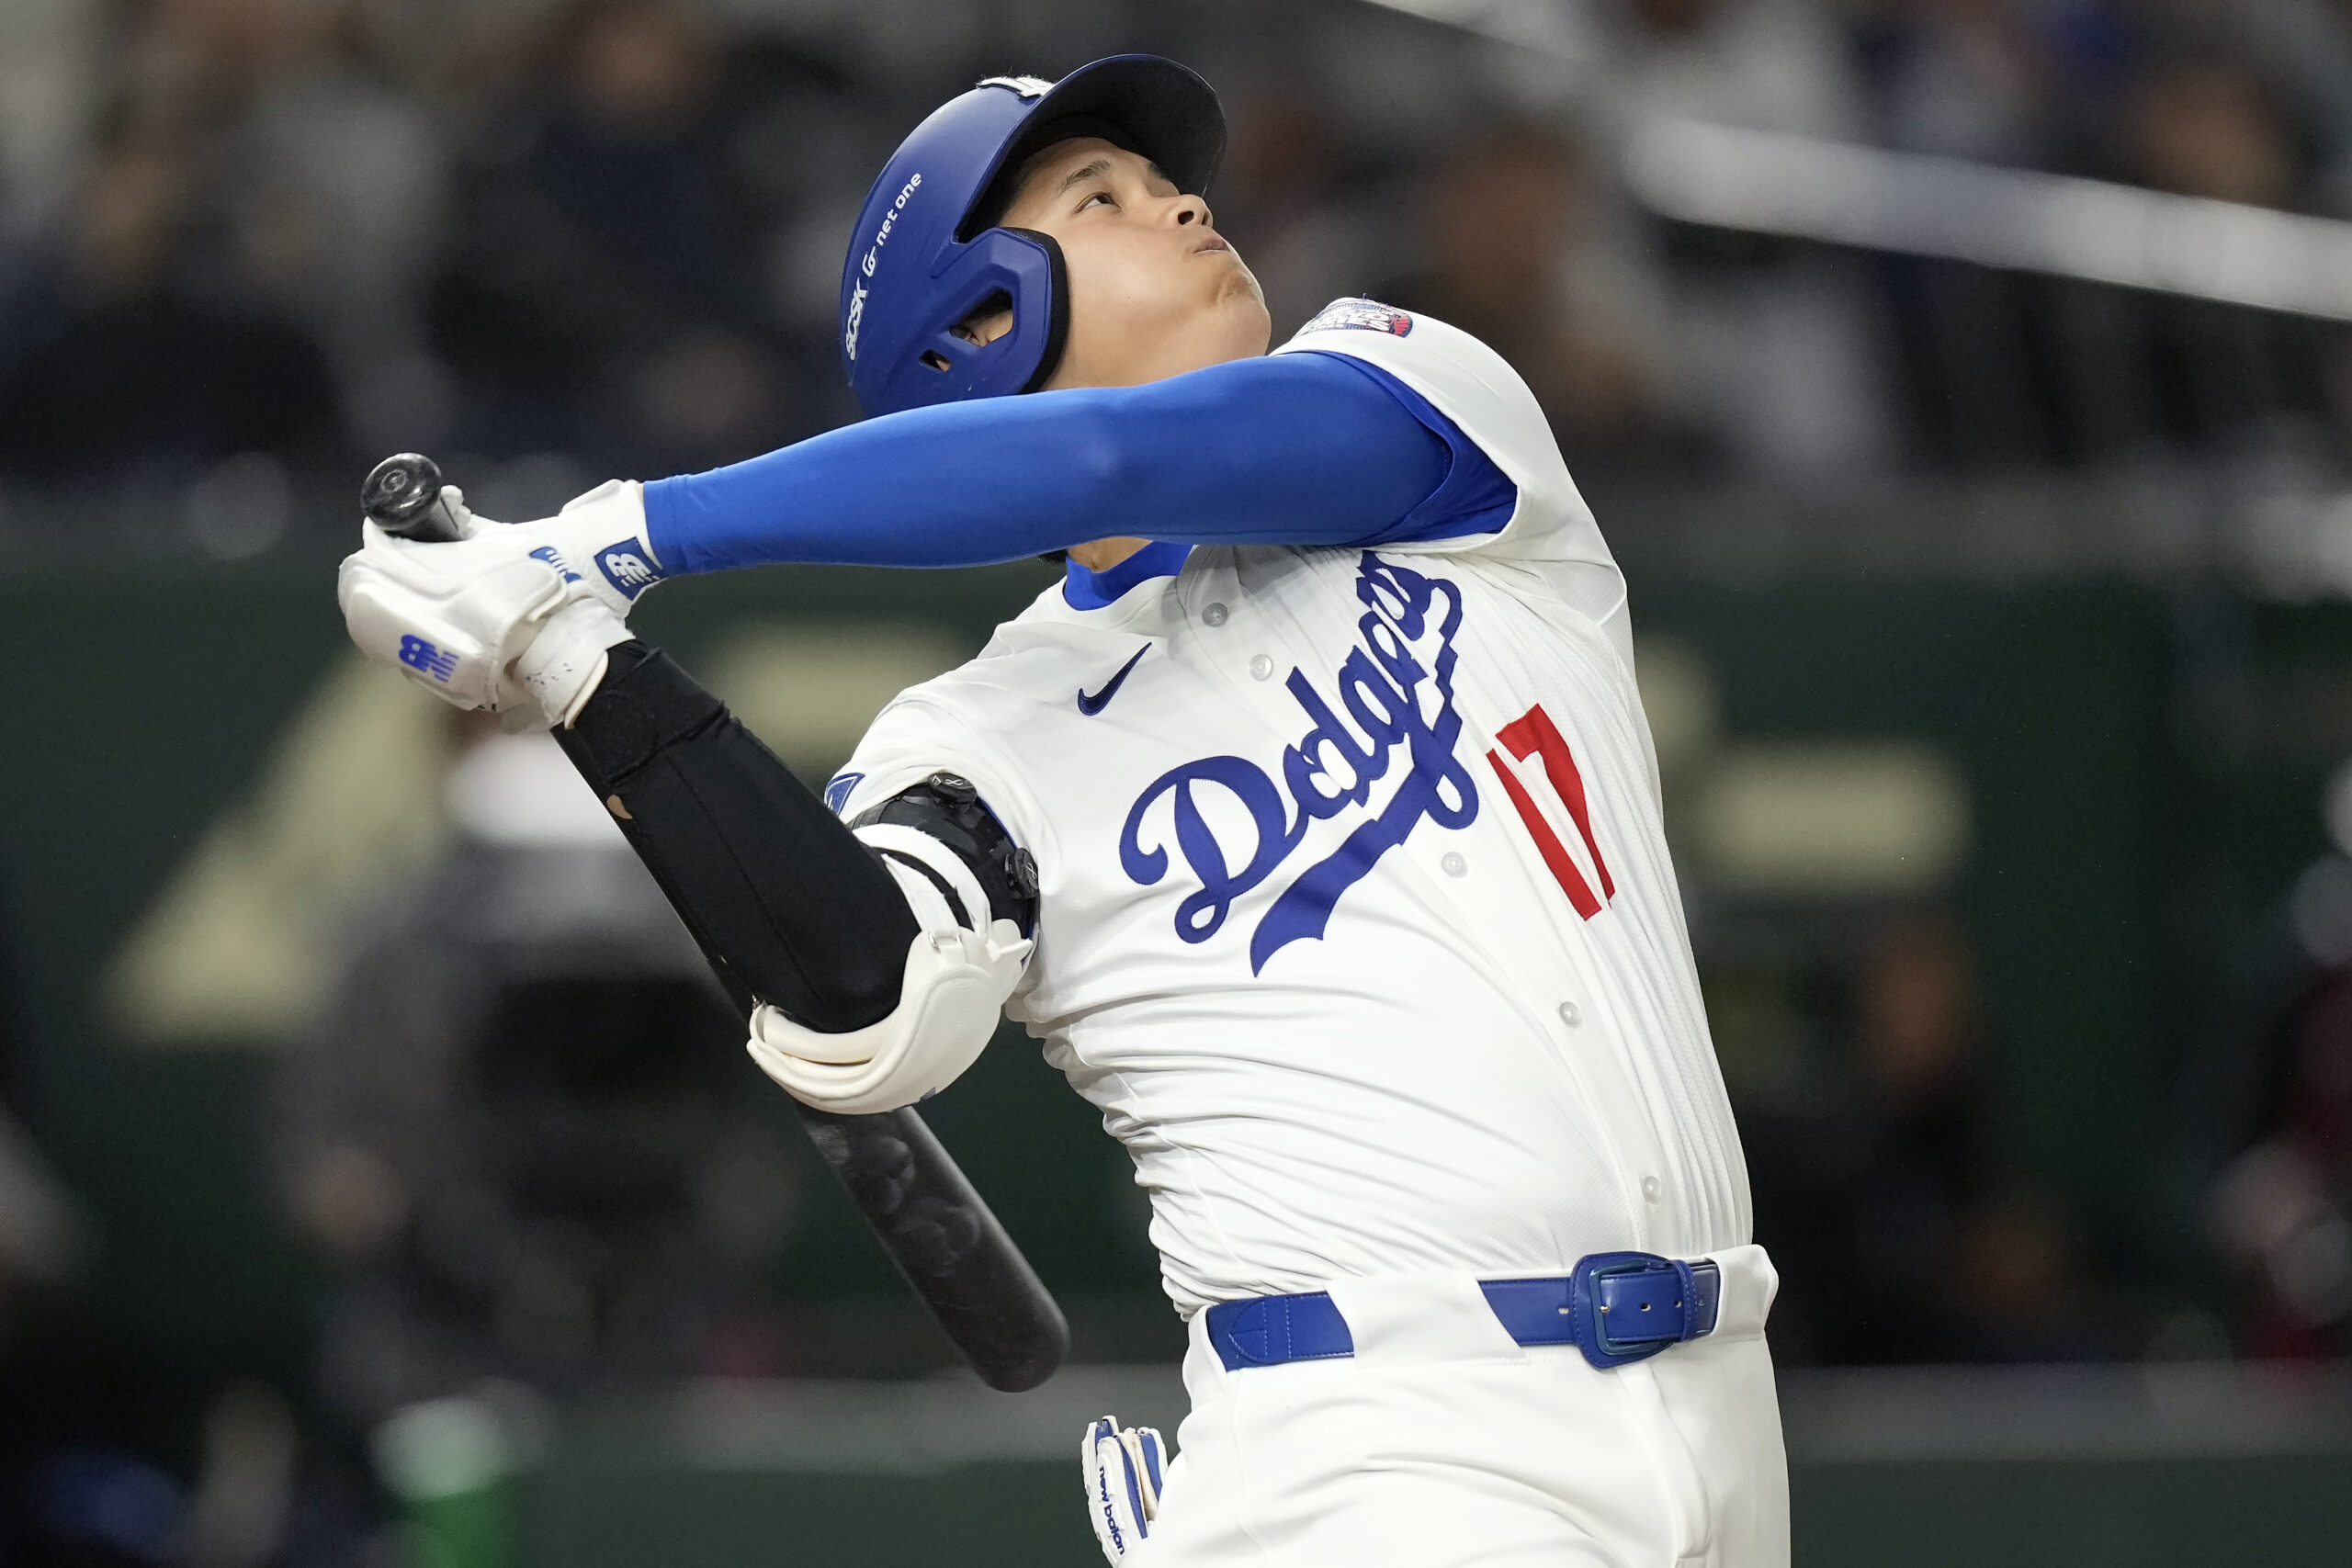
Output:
[743, 915, 1030, 1114]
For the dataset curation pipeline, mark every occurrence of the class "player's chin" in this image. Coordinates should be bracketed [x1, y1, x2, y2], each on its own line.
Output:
[1206, 263, 1272, 344]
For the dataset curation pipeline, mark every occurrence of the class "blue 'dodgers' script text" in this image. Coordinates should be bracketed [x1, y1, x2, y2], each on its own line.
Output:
[1120, 553, 1480, 973]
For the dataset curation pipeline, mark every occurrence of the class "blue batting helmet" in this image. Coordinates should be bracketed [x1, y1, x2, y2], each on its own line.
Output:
[839, 55, 1226, 419]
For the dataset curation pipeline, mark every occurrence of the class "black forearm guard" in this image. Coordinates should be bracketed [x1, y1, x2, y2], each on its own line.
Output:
[552, 642, 918, 1032]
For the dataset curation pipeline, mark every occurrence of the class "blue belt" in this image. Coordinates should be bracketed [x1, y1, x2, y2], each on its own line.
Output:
[1204, 1252, 1722, 1373]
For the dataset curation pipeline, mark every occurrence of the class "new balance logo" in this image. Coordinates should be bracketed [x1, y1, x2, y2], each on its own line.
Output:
[528, 545, 582, 583]
[398, 635, 458, 682]
[597, 544, 660, 601]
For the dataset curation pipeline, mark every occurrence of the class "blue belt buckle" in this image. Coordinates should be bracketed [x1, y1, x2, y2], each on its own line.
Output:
[1568, 1251, 1713, 1370]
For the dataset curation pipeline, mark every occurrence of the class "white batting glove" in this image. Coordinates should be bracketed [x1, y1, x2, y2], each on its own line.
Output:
[514, 597, 634, 729]
[522, 479, 667, 617]
[338, 475, 658, 724]
[338, 525, 632, 729]
[366, 478, 664, 619]
[1082, 1416, 1166, 1564]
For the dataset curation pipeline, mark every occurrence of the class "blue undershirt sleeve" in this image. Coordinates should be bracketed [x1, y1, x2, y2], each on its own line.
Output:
[640, 350, 1517, 573]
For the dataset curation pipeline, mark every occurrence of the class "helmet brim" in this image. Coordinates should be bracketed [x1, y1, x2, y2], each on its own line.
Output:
[957, 55, 1226, 241]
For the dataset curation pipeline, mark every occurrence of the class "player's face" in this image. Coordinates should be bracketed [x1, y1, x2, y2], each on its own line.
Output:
[994, 137, 1271, 389]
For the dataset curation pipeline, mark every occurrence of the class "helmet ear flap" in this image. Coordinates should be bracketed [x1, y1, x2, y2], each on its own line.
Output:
[882, 228, 1069, 412]
[1001, 228, 1070, 394]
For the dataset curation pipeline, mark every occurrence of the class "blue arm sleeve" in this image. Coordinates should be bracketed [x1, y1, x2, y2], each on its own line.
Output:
[641, 350, 1516, 572]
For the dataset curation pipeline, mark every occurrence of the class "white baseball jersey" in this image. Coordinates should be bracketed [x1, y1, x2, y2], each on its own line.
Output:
[830, 299, 1751, 1317]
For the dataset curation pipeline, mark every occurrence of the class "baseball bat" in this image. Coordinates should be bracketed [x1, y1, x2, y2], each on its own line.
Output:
[361, 454, 1070, 1392]
[361, 453, 469, 542]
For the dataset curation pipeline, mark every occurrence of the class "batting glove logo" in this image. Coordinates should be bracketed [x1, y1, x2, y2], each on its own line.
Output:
[1082, 1416, 1165, 1564]
[527, 544, 582, 583]
[595, 544, 661, 601]
[396, 635, 459, 683]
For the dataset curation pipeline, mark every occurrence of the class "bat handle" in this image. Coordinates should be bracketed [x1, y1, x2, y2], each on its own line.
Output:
[362, 452, 466, 542]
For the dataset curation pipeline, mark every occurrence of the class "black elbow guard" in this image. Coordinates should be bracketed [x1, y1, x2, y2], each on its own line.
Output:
[851, 772, 1040, 941]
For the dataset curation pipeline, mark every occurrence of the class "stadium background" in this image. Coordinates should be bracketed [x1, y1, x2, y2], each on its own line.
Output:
[3, 0, 2350, 1563]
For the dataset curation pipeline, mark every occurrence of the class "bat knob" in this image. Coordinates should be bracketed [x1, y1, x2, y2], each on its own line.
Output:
[362, 453, 453, 539]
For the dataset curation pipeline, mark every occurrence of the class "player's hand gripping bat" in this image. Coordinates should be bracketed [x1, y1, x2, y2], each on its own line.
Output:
[361, 453, 1070, 1392]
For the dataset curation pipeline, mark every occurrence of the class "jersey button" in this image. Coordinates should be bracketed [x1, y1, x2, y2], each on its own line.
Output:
[1441, 852, 1467, 877]
[1641, 1175, 1663, 1204]
[1557, 1000, 1582, 1027]
[1202, 602, 1229, 626]
[1249, 653, 1274, 681]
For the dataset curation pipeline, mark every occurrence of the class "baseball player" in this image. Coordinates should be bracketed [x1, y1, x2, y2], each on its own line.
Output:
[337, 56, 1786, 1566]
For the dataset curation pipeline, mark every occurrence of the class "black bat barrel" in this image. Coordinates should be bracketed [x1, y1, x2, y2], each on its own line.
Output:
[594, 829, 1069, 1391]
[797, 1103, 1069, 1391]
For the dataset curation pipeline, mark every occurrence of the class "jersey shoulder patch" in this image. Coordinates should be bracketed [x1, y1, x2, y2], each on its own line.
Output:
[1294, 297, 1414, 338]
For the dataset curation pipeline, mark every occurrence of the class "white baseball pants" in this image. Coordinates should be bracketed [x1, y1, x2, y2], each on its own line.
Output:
[1137, 1246, 1788, 1568]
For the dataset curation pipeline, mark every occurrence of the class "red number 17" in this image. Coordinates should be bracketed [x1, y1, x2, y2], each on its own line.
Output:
[1486, 703, 1614, 919]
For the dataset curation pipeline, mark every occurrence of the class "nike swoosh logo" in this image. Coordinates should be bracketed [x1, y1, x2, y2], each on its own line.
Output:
[1077, 644, 1151, 716]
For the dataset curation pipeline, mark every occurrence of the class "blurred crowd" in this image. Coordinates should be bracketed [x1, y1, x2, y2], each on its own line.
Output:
[280, 720, 802, 1426]
[0, 722, 810, 1568]
[5, 0, 2352, 554]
